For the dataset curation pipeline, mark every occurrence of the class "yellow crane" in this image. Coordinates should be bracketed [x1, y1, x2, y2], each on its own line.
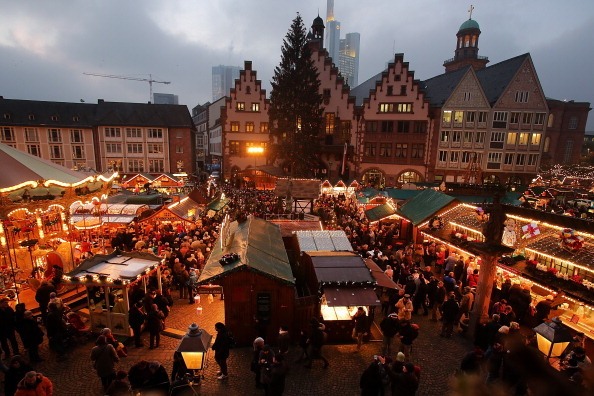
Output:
[83, 72, 171, 102]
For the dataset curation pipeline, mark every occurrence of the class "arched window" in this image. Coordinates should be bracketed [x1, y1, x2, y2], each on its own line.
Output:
[543, 136, 550, 153]
[547, 114, 554, 128]
[362, 169, 385, 189]
[464, 35, 470, 47]
[397, 171, 423, 184]
[471, 35, 477, 46]
[483, 174, 501, 185]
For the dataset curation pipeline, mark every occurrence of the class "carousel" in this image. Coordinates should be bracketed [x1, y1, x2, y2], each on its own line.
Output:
[0, 143, 117, 305]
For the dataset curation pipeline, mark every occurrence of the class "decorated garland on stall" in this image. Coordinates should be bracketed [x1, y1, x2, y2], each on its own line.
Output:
[559, 228, 584, 253]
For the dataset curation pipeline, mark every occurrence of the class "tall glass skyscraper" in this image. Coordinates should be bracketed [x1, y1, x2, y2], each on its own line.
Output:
[212, 65, 240, 101]
[339, 32, 360, 87]
[325, 0, 359, 87]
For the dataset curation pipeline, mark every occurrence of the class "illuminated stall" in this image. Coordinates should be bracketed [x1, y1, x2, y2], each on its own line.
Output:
[140, 189, 208, 227]
[418, 200, 594, 344]
[63, 251, 163, 336]
[294, 230, 379, 342]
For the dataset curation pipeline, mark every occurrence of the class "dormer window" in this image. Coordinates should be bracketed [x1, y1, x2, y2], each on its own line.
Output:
[3, 113, 10, 120]
[29, 114, 35, 120]
[51, 115, 59, 121]
[73, 116, 80, 122]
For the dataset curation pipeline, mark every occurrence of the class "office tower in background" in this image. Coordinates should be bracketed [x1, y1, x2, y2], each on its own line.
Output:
[339, 32, 360, 87]
[153, 93, 179, 105]
[212, 65, 241, 102]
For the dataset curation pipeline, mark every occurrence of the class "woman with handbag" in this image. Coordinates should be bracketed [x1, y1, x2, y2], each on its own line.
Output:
[146, 304, 164, 350]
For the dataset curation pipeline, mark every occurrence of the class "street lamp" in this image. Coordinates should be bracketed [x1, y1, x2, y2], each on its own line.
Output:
[176, 323, 213, 383]
[533, 317, 573, 361]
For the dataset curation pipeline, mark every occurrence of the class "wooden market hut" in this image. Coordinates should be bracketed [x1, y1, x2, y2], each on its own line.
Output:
[397, 189, 458, 243]
[197, 215, 295, 346]
[64, 251, 163, 336]
[293, 230, 380, 342]
[140, 189, 208, 226]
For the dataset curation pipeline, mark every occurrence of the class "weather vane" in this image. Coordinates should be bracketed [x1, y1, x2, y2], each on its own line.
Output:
[468, 4, 474, 19]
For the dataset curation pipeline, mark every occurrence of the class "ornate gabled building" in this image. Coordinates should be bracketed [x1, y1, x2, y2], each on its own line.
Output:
[350, 54, 431, 187]
[308, 34, 357, 181]
[220, 61, 270, 180]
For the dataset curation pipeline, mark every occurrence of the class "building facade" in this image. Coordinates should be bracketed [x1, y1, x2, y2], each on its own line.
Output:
[220, 61, 270, 179]
[544, 99, 591, 166]
[153, 93, 179, 105]
[0, 98, 196, 175]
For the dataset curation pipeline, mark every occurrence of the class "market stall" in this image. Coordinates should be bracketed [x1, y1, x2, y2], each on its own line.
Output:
[63, 251, 163, 336]
[294, 230, 379, 342]
[419, 201, 594, 342]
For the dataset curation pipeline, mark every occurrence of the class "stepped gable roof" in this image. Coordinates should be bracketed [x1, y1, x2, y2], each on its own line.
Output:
[0, 142, 88, 189]
[476, 53, 530, 105]
[420, 66, 470, 107]
[94, 101, 195, 128]
[0, 99, 95, 127]
[350, 70, 385, 106]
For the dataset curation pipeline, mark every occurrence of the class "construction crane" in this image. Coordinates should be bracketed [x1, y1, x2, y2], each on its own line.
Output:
[83, 72, 171, 102]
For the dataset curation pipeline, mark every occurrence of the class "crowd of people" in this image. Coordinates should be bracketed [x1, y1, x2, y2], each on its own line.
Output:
[1, 183, 592, 395]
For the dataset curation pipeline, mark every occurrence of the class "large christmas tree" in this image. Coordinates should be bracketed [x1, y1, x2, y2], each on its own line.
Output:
[269, 13, 324, 178]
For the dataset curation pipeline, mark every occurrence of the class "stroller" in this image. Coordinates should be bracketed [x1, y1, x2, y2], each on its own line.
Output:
[66, 311, 92, 343]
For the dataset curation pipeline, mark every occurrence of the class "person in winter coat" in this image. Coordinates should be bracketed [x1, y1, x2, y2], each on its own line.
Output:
[146, 304, 164, 350]
[359, 358, 384, 396]
[128, 302, 146, 348]
[441, 292, 460, 338]
[252, 337, 265, 388]
[380, 314, 400, 356]
[266, 354, 288, 396]
[0, 298, 20, 358]
[90, 335, 120, 391]
[352, 307, 368, 351]
[211, 322, 231, 380]
[389, 362, 418, 396]
[14, 371, 53, 396]
[19, 311, 44, 363]
[1, 355, 33, 396]
[412, 274, 428, 315]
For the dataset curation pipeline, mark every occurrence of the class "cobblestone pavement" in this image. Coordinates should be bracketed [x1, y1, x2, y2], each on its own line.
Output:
[2, 296, 472, 396]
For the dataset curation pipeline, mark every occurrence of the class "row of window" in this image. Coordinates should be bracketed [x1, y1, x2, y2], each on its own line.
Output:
[437, 150, 539, 167]
[126, 159, 165, 173]
[104, 143, 179, 155]
[229, 122, 269, 133]
[1, 127, 86, 143]
[378, 102, 413, 114]
[442, 110, 548, 129]
[29, 144, 86, 160]
[228, 141, 267, 155]
[235, 102, 260, 112]
[364, 143, 424, 158]
[365, 120, 428, 134]
[104, 127, 165, 139]
[2, 113, 81, 122]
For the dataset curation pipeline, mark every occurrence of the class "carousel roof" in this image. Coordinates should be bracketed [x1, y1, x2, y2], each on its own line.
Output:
[0, 143, 88, 190]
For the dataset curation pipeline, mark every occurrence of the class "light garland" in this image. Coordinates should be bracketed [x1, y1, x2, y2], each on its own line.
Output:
[421, 232, 476, 259]
[449, 221, 484, 237]
[506, 214, 594, 240]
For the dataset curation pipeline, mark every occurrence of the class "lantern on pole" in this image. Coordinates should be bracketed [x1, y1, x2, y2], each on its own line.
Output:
[176, 323, 212, 383]
[533, 317, 573, 360]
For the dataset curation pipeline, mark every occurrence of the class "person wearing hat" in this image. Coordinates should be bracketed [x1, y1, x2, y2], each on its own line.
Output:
[212, 322, 231, 380]
[91, 335, 120, 392]
[2, 355, 34, 396]
[14, 371, 53, 396]
[395, 294, 413, 321]
[380, 313, 400, 356]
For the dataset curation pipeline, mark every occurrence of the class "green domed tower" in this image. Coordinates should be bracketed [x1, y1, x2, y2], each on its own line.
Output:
[444, 8, 489, 73]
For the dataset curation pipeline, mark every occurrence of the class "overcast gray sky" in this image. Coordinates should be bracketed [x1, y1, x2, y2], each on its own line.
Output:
[1, 0, 593, 130]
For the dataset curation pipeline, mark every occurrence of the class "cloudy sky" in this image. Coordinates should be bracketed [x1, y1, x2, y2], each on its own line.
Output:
[1, 0, 593, 130]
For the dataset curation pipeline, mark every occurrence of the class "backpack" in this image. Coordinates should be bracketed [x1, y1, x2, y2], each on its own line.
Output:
[227, 331, 237, 348]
